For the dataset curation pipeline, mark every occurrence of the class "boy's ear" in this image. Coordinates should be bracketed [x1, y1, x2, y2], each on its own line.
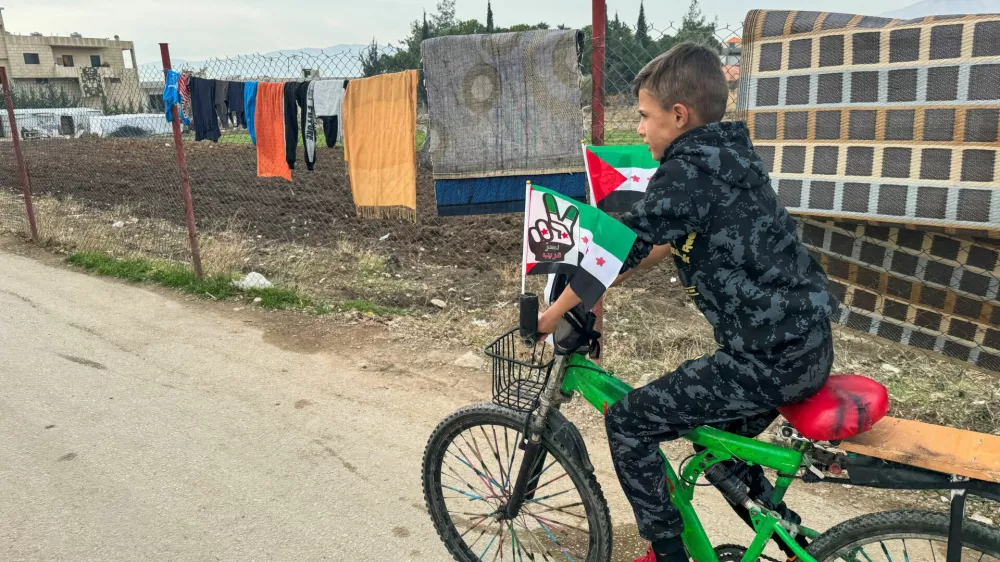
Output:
[672, 103, 700, 130]
[672, 103, 691, 129]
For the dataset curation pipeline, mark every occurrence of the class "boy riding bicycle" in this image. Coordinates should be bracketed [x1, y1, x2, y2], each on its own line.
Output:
[537, 42, 838, 562]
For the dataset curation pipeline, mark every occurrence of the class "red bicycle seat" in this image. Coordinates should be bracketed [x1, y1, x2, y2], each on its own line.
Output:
[777, 374, 889, 441]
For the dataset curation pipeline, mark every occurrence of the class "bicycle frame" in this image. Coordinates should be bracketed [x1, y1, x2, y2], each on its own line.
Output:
[558, 351, 822, 562]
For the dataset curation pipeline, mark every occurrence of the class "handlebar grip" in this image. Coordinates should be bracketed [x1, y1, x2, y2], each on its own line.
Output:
[519, 293, 539, 344]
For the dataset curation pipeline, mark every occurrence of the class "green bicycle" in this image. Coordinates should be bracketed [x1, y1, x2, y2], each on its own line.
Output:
[421, 304, 1000, 562]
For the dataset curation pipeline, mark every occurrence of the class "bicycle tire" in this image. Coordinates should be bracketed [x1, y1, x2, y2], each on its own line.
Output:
[422, 403, 613, 562]
[808, 510, 1000, 562]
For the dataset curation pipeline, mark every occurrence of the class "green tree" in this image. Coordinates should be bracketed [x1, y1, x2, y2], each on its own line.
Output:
[421, 10, 430, 41]
[636, 1, 651, 49]
[360, 39, 386, 77]
[486, 1, 494, 32]
[432, 0, 456, 30]
[669, 0, 722, 54]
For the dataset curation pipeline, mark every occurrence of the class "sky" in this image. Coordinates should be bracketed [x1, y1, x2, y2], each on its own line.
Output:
[0, 0, 960, 64]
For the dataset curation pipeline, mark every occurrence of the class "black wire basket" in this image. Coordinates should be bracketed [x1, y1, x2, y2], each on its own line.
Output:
[484, 328, 554, 412]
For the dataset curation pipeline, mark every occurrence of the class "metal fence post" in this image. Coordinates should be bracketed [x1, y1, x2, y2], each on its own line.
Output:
[591, 0, 606, 146]
[159, 43, 204, 280]
[0, 67, 39, 241]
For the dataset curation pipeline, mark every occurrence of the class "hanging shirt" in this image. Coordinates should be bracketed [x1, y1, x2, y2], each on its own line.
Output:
[215, 80, 230, 128]
[283, 81, 301, 170]
[178, 73, 194, 124]
[244, 81, 259, 145]
[297, 82, 317, 170]
[190, 76, 220, 142]
[314, 79, 345, 117]
[162, 69, 190, 125]
[227, 81, 246, 129]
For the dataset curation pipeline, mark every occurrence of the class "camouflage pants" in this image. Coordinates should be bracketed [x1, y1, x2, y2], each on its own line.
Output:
[605, 329, 833, 544]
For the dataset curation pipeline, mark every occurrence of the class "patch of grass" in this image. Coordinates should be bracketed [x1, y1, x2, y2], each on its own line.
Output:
[67, 251, 309, 310]
[66, 250, 416, 318]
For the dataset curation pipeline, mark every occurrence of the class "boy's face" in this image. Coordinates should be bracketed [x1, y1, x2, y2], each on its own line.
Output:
[636, 89, 697, 160]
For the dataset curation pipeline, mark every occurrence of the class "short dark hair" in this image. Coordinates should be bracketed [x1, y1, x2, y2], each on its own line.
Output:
[632, 42, 728, 123]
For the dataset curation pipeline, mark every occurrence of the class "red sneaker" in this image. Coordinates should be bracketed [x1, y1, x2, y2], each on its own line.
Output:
[635, 546, 659, 562]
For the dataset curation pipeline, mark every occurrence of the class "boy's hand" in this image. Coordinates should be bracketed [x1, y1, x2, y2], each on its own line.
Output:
[538, 309, 560, 336]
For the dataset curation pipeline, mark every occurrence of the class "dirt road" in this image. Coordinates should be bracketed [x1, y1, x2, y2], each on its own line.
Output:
[0, 247, 881, 561]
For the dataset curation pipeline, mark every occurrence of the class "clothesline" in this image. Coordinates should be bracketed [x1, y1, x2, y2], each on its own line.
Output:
[163, 72, 349, 177]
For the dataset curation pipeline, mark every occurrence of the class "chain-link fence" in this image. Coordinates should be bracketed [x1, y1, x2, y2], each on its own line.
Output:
[1, 5, 999, 386]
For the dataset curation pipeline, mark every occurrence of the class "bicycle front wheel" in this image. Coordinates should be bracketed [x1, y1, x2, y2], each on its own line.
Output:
[808, 510, 1000, 562]
[421, 403, 612, 562]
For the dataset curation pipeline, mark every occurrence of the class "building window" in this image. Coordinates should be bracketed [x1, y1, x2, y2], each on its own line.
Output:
[90, 55, 101, 67]
[23, 53, 40, 64]
[62, 55, 74, 67]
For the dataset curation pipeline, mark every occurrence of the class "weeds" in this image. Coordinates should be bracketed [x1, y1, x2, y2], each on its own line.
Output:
[68, 251, 311, 311]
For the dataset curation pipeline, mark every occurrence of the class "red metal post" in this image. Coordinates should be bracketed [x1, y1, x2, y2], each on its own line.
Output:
[591, 0, 606, 146]
[159, 43, 204, 280]
[0, 67, 39, 241]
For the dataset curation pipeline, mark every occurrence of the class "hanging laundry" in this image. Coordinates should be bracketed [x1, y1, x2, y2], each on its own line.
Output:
[162, 69, 190, 125]
[282, 81, 301, 170]
[314, 79, 346, 146]
[297, 82, 317, 170]
[321, 116, 339, 148]
[215, 80, 231, 128]
[178, 72, 194, 124]
[244, 81, 259, 145]
[227, 81, 246, 128]
[255, 82, 292, 181]
[189, 77, 220, 142]
[422, 30, 587, 215]
[343, 70, 419, 220]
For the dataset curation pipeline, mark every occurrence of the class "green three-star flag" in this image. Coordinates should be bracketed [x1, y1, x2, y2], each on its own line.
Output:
[523, 184, 637, 309]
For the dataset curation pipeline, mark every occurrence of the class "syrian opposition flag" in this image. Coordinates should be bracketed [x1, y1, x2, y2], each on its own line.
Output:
[523, 184, 636, 309]
[583, 144, 659, 213]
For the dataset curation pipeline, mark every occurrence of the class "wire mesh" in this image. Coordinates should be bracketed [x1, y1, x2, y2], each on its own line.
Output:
[0, 9, 997, 380]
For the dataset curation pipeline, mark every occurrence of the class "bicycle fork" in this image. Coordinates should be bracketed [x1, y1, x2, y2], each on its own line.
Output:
[503, 355, 568, 520]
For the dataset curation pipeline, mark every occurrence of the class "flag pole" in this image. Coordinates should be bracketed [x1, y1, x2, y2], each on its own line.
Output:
[521, 180, 532, 295]
[581, 140, 595, 207]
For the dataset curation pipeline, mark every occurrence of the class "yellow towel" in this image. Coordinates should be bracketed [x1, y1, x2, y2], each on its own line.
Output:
[342, 70, 418, 220]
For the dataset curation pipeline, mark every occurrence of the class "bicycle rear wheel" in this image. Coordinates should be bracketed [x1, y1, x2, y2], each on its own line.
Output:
[808, 511, 1000, 562]
[422, 403, 612, 562]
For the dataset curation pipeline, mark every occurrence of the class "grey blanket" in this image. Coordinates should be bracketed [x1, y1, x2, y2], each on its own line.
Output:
[422, 29, 585, 179]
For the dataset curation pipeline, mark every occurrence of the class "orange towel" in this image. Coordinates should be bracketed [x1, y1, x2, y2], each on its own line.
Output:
[255, 82, 292, 181]
[343, 70, 418, 220]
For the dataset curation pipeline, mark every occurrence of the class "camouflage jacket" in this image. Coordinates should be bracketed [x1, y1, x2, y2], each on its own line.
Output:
[621, 121, 836, 355]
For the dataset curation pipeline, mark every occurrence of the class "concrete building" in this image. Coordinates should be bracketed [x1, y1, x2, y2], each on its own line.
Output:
[0, 10, 145, 111]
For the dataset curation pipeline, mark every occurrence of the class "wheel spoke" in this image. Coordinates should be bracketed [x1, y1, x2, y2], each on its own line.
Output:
[461, 515, 492, 538]
[479, 524, 503, 561]
[530, 515, 579, 562]
[524, 487, 577, 506]
[529, 513, 589, 537]
[903, 539, 910, 562]
[443, 459, 492, 499]
[463, 433, 505, 495]
[526, 500, 587, 520]
[451, 445, 504, 497]
[930, 540, 938, 562]
[491, 426, 508, 488]
[443, 485, 488, 502]
[524, 470, 569, 498]
[517, 517, 558, 562]
[880, 541, 894, 562]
